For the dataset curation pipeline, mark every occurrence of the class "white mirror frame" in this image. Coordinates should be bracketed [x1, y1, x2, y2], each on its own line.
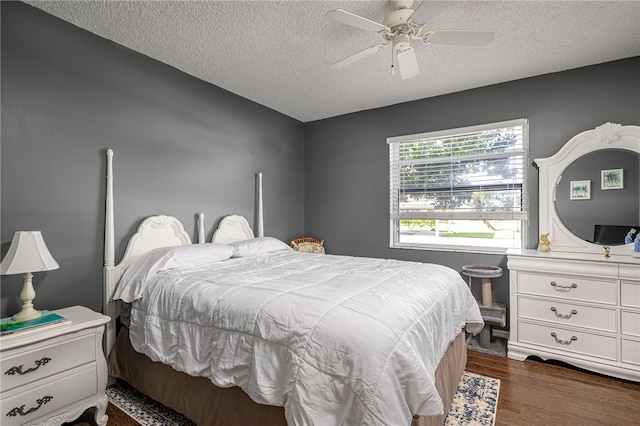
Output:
[535, 122, 640, 256]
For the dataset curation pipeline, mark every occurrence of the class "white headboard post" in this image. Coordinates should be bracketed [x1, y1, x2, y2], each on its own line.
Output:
[103, 149, 117, 355]
[256, 172, 264, 238]
[198, 213, 205, 244]
[104, 149, 115, 267]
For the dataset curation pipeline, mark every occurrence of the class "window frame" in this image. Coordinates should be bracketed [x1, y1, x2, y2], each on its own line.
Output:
[388, 119, 529, 254]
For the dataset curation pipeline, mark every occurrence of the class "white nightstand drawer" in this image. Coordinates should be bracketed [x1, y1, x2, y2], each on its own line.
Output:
[621, 281, 640, 308]
[518, 297, 616, 332]
[518, 321, 617, 361]
[517, 272, 616, 305]
[621, 310, 640, 337]
[1, 334, 95, 393]
[621, 338, 640, 366]
[0, 365, 97, 426]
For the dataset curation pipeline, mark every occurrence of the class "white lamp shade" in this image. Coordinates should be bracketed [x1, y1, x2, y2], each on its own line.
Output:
[0, 231, 59, 275]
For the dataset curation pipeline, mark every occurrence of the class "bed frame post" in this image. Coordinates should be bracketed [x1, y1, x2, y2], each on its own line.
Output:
[256, 172, 264, 237]
[198, 213, 205, 243]
[103, 149, 117, 356]
[104, 149, 115, 268]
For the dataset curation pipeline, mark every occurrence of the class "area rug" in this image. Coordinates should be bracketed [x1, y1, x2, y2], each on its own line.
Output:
[107, 371, 500, 425]
[445, 371, 500, 426]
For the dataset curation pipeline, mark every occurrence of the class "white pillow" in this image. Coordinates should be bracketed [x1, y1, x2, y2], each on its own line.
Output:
[114, 243, 234, 303]
[230, 237, 292, 257]
[160, 243, 234, 267]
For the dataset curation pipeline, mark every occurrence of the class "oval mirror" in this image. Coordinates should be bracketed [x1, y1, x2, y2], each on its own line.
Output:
[536, 123, 640, 255]
[555, 149, 640, 245]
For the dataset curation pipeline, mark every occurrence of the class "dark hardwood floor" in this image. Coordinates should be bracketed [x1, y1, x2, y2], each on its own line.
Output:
[69, 349, 640, 425]
[465, 349, 640, 426]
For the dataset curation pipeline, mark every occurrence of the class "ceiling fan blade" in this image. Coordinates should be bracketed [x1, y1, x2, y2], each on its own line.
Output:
[330, 44, 388, 69]
[397, 47, 419, 80]
[426, 30, 495, 46]
[325, 9, 389, 33]
[409, 0, 456, 25]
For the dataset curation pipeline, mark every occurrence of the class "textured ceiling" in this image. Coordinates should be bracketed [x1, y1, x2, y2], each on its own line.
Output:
[25, 1, 640, 123]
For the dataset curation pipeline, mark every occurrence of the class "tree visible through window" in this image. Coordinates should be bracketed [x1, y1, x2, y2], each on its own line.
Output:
[388, 119, 528, 252]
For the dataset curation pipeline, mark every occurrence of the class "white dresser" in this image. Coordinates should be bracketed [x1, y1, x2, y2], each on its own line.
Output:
[507, 249, 640, 381]
[0, 306, 110, 426]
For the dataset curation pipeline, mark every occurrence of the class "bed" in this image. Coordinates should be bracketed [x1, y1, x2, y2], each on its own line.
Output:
[102, 149, 483, 426]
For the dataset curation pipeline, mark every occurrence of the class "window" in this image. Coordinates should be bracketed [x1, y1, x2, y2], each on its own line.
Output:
[388, 119, 528, 253]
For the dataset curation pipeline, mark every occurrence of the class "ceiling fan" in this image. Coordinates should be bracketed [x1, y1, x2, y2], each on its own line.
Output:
[325, 0, 495, 80]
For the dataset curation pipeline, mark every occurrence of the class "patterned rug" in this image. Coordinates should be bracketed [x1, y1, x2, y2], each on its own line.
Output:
[445, 371, 500, 426]
[107, 371, 499, 425]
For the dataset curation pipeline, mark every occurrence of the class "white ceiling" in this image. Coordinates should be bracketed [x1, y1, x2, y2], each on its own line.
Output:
[25, 1, 640, 123]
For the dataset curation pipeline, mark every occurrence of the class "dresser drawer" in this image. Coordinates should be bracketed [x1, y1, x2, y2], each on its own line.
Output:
[517, 272, 616, 305]
[518, 296, 617, 332]
[621, 338, 640, 366]
[0, 334, 95, 393]
[621, 310, 640, 337]
[621, 280, 640, 308]
[0, 365, 97, 426]
[517, 321, 617, 361]
[619, 264, 640, 282]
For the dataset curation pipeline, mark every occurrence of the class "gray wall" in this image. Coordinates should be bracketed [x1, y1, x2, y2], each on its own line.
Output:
[2, 2, 639, 330]
[1, 2, 305, 315]
[304, 57, 640, 316]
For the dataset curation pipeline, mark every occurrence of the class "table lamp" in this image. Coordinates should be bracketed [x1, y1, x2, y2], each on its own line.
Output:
[0, 231, 59, 321]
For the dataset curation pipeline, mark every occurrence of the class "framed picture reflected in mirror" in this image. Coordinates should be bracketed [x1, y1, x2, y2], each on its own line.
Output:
[601, 168, 624, 190]
[570, 180, 591, 200]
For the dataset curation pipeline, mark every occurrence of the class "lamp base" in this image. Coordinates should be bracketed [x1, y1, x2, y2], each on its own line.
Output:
[12, 272, 42, 321]
[12, 306, 42, 322]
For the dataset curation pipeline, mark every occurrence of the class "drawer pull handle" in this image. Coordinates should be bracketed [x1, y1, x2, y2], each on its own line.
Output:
[4, 357, 51, 376]
[6, 396, 53, 417]
[550, 307, 578, 319]
[551, 332, 577, 345]
[550, 281, 578, 291]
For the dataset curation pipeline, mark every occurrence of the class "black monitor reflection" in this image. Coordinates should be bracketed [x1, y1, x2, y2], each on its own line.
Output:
[592, 225, 639, 245]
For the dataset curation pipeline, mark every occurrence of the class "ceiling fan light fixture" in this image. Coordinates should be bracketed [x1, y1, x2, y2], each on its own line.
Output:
[393, 33, 412, 51]
[397, 47, 419, 80]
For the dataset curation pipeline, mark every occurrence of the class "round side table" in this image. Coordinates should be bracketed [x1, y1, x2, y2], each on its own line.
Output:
[461, 264, 503, 306]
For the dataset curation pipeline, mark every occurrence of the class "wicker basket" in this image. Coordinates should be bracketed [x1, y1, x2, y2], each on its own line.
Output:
[290, 237, 325, 254]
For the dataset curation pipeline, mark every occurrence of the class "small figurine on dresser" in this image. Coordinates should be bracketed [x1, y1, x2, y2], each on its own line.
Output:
[537, 233, 551, 252]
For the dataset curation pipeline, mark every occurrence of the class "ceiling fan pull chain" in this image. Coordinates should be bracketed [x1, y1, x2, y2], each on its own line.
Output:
[391, 45, 396, 75]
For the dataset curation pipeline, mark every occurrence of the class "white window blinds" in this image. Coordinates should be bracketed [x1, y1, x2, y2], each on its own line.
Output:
[389, 119, 528, 222]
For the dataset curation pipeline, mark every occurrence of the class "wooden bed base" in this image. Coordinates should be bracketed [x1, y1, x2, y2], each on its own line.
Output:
[108, 327, 467, 426]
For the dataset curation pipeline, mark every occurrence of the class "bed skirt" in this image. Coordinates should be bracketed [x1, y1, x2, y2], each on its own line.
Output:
[107, 328, 467, 426]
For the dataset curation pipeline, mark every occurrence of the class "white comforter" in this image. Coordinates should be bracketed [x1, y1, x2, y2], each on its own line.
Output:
[117, 250, 483, 426]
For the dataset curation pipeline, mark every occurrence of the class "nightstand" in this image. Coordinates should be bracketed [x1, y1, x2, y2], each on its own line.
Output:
[0, 306, 110, 426]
